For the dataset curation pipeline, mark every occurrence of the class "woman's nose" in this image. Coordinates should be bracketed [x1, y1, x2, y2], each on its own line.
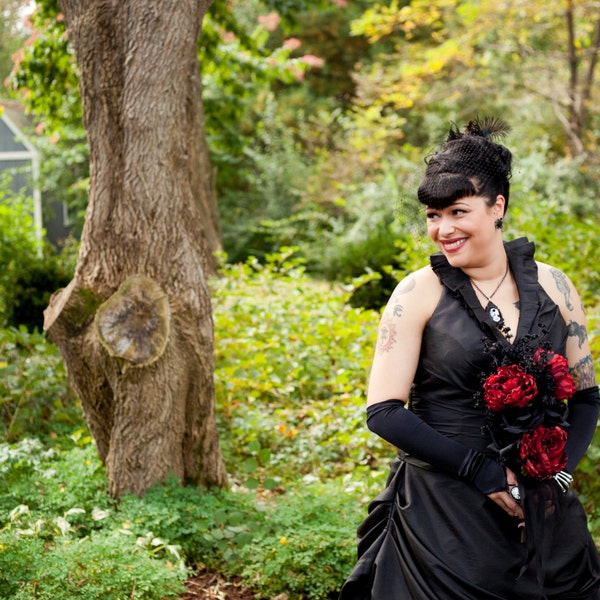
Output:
[438, 216, 455, 236]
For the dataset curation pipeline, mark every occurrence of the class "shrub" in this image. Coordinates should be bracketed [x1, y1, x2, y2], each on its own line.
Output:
[0, 438, 108, 519]
[116, 477, 263, 572]
[0, 182, 75, 331]
[0, 439, 186, 599]
[0, 327, 81, 443]
[0, 520, 186, 600]
[211, 249, 388, 490]
[236, 482, 363, 600]
[0, 187, 41, 327]
[509, 198, 600, 306]
[0, 441, 371, 600]
[10, 250, 73, 331]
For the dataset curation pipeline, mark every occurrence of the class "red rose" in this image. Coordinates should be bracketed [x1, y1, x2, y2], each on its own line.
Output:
[547, 354, 576, 400]
[519, 425, 568, 480]
[534, 349, 576, 400]
[483, 365, 538, 412]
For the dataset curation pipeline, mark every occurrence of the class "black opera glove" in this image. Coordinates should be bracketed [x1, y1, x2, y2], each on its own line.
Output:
[565, 386, 600, 473]
[367, 400, 506, 495]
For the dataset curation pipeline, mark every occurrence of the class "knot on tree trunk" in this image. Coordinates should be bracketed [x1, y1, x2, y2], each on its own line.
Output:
[95, 275, 171, 367]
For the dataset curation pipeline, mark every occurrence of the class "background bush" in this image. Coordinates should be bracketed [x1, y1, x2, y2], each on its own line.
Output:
[0, 327, 80, 443]
[0, 182, 75, 331]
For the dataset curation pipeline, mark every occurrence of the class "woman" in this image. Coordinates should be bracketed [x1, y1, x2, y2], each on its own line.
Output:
[339, 118, 600, 599]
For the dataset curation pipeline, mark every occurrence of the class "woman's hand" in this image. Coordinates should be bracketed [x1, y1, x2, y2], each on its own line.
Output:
[487, 467, 524, 519]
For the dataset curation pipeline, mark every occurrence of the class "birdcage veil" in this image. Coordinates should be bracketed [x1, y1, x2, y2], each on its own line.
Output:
[417, 117, 513, 212]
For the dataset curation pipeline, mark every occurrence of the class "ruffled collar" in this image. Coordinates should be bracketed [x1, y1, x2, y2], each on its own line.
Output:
[430, 237, 539, 343]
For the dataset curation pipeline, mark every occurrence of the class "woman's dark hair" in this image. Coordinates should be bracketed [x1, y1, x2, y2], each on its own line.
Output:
[417, 117, 513, 212]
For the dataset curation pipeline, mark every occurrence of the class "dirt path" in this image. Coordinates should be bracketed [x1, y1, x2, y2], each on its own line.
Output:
[180, 571, 257, 600]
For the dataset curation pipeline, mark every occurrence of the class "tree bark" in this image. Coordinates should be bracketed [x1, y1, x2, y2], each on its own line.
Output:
[45, 0, 227, 497]
[561, 0, 600, 156]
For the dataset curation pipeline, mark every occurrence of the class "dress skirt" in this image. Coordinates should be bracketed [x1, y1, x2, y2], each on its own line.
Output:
[339, 455, 600, 600]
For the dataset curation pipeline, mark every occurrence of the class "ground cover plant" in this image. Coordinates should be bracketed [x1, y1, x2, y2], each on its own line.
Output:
[0, 248, 598, 599]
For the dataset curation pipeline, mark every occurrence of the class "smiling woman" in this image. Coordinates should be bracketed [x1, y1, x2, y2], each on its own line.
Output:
[339, 118, 600, 600]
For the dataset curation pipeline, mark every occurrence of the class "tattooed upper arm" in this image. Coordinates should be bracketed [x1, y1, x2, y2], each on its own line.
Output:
[567, 320, 588, 349]
[367, 268, 439, 405]
[570, 354, 597, 390]
[376, 316, 398, 354]
[550, 267, 575, 311]
[375, 276, 415, 355]
[540, 263, 595, 388]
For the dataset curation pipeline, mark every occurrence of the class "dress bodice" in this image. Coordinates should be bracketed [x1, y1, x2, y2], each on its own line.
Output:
[409, 238, 568, 452]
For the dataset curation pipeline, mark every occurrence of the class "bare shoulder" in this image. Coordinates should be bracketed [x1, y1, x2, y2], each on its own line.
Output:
[536, 261, 582, 314]
[381, 266, 442, 323]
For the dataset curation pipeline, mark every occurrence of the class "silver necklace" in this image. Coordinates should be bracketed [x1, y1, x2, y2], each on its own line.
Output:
[470, 259, 510, 325]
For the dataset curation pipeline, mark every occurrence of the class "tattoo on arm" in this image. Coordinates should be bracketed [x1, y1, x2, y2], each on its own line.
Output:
[551, 268, 574, 310]
[396, 277, 416, 295]
[377, 317, 398, 354]
[376, 277, 413, 354]
[570, 354, 597, 389]
[567, 320, 588, 349]
[393, 304, 404, 318]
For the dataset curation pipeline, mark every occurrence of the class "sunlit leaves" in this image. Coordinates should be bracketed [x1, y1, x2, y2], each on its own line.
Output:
[8, 4, 80, 131]
[349, 0, 600, 154]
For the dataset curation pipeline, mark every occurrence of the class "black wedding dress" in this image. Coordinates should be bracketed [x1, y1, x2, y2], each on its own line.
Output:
[339, 238, 600, 600]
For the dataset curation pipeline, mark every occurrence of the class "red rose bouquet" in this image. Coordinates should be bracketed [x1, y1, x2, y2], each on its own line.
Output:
[478, 332, 574, 481]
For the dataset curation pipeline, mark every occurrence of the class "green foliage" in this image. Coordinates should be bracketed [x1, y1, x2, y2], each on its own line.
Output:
[116, 479, 257, 572]
[237, 484, 361, 599]
[217, 95, 312, 262]
[216, 101, 430, 309]
[37, 126, 90, 238]
[8, 3, 81, 132]
[203, 6, 310, 163]
[0, 440, 185, 599]
[0, 509, 186, 599]
[117, 477, 374, 600]
[0, 327, 80, 443]
[302, 159, 430, 309]
[0, 184, 40, 325]
[212, 249, 388, 488]
[10, 251, 74, 331]
[0, 437, 107, 519]
[0, 438, 368, 600]
[0, 181, 75, 330]
[507, 154, 600, 305]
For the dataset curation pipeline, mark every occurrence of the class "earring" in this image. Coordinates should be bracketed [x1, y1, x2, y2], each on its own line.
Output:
[494, 217, 504, 230]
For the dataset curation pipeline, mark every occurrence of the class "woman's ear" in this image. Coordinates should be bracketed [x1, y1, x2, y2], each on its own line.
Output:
[494, 195, 506, 216]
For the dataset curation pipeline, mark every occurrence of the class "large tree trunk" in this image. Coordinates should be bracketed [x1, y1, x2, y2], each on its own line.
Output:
[44, 0, 227, 497]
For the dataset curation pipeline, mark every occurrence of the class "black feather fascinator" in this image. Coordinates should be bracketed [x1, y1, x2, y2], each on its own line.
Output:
[447, 117, 511, 142]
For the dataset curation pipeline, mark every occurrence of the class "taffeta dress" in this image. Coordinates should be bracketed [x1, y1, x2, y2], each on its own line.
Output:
[339, 238, 600, 600]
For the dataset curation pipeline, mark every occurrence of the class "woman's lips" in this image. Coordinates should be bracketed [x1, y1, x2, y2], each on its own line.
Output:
[440, 238, 467, 253]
